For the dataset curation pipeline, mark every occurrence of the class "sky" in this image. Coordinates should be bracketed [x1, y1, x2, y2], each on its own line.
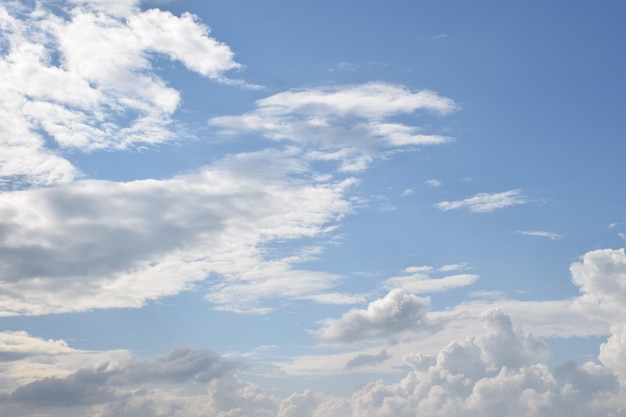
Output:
[1, 0, 626, 416]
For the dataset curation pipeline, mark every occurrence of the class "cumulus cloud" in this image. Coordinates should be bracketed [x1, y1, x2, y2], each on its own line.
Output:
[3, 288, 626, 416]
[314, 289, 430, 343]
[571, 249, 626, 383]
[436, 189, 527, 213]
[0, 1, 240, 186]
[209, 82, 457, 172]
[571, 248, 626, 320]
[0, 149, 354, 315]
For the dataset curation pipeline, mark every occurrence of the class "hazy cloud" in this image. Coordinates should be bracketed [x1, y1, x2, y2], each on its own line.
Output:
[345, 350, 391, 369]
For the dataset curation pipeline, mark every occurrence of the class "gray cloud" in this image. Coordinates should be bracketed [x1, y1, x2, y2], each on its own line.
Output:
[6, 347, 236, 408]
[345, 350, 391, 369]
[0, 150, 353, 315]
[315, 289, 430, 343]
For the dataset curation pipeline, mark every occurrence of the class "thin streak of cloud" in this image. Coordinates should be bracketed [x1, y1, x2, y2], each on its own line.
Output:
[515, 230, 564, 240]
[436, 189, 527, 213]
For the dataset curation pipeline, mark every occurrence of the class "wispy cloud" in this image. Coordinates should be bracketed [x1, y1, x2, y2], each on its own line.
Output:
[210, 82, 457, 172]
[436, 189, 527, 213]
[328, 62, 358, 72]
[516, 230, 564, 240]
[384, 264, 478, 294]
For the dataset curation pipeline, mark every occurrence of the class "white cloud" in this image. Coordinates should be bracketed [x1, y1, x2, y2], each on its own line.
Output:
[516, 230, 564, 240]
[0, 149, 354, 315]
[436, 189, 527, 213]
[314, 289, 430, 343]
[0, 1, 241, 186]
[400, 188, 414, 197]
[424, 178, 442, 187]
[384, 264, 477, 294]
[4, 271, 626, 416]
[571, 248, 626, 321]
[209, 82, 457, 172]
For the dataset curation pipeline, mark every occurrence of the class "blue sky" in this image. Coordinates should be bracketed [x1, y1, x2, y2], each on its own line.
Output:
[1, 0, 626, 415]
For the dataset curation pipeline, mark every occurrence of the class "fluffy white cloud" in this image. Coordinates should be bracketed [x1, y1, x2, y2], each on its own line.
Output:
[571, 249, 626, 383]
[571, 248, 626, 320]
[0, 149, 354, 315]
[0, 1, 240, 186]
[436, 189, 527, 213]
[210, 310, 624, 417]
[209, 82, 457, 172]
[314, 289, 430, 343]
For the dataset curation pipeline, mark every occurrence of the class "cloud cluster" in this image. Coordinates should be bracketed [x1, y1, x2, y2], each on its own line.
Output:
[3, 250, 626, 416]
[0, 1, 240, 186]
[0, 149, 354, 315]
[210, 82, 457, 172]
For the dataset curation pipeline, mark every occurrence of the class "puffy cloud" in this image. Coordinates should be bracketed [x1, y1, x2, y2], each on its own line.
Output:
[315, 289, 430, 343]
[2, 308, 626, 416]
[209, 82, 457, 172]
[0, 150, 353, 315]
[0, 1, 240, 186]
[571, 249, 626, 383]
[436, 189, 527, 213]
[571, 248, 626, 320]
[339, 310, 620, 417]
